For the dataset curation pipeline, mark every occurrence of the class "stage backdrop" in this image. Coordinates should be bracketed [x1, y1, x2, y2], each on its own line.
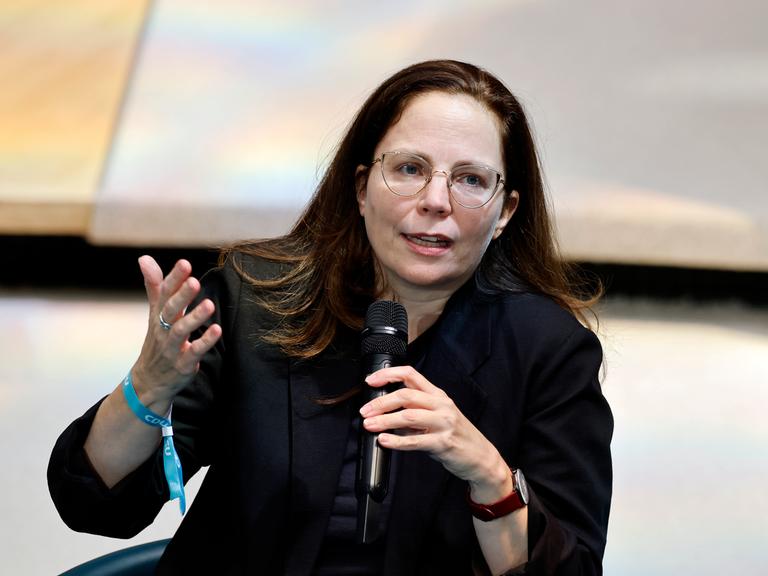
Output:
[2, 0, 767, 271]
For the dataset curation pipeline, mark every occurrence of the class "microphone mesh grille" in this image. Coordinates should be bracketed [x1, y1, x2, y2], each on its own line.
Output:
[362, 301, 408, 356]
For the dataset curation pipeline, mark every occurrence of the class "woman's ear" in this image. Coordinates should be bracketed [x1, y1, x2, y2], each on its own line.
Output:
[492, 190, 519, 240]
[355, 165, 369, 216]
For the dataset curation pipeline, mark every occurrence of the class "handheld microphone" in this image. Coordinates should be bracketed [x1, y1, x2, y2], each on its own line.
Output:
[356, 300, 408, 544]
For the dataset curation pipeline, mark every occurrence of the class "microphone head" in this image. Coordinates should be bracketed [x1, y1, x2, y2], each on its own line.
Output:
[361, 301, 408, 356]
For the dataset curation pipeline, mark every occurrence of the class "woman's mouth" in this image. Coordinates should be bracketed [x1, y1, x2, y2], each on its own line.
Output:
[404, 234, 452, 247]
[403, 234, 452, 250]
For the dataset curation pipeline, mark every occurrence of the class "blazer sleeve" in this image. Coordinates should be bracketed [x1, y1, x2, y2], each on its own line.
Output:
[46, 261, 239, 538]
[520, 324, 613, 575]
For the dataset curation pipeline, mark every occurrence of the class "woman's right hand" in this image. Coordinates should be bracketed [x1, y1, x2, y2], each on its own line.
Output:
[83, 256, 222, 487]
[130, 255, 223, 412]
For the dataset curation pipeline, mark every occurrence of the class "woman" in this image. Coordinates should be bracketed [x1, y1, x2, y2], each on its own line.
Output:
[49, 60, 612, 575]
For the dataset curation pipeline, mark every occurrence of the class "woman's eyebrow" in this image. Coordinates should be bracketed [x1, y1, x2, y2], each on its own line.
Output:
[390, 149, 494, 168]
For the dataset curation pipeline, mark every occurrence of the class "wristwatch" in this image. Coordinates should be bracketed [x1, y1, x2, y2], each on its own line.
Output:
[467, 468, 529, 522]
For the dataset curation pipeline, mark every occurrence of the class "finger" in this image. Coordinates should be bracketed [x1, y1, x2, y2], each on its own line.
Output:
[365, 365, 441, 394]
[177, 323, 222, 374]
[360, 386, 438, 417]
[159, 259, 193, 306]
[168, 297, 215, 341]
[363, 407, 437, 433]
[376, 431, 438, 452]
[163, 297, 214, 350]
[138, 255, 163, 307]
[160, 276, 201, 323]
[188, 323, 222, 357]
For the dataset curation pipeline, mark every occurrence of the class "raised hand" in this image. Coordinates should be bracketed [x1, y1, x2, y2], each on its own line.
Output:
[82, 256, 222, 487]
[130, 255, 222, 411]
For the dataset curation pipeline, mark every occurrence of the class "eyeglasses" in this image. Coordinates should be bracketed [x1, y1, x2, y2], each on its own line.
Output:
[371, 151, 505, 209]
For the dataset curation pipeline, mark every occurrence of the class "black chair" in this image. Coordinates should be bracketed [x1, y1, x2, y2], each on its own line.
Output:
[59, 539, 170, 576]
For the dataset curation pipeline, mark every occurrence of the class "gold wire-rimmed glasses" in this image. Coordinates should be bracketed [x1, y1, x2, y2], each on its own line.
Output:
[371, 151, 506, 209]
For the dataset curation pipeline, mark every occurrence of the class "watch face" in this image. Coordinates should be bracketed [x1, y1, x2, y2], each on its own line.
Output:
[514, 469, 529, 504]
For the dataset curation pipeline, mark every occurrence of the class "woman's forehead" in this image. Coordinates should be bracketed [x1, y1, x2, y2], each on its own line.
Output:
[376, 92, 504, 166]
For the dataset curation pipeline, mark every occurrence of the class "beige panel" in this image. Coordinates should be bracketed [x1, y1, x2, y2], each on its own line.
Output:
[0, 200, 91, 235]
[0, 0, 148, 234]
[554, 184, 768, 271]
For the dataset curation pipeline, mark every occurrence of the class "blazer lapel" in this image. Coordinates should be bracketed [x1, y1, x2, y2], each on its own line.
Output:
[285, 344, 360, 575]
[385, 284, 494, 573]
[428, 283, 493, 420]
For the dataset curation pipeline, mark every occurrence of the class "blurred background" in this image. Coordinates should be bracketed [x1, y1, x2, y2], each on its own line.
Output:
[1, 0, 766, 574]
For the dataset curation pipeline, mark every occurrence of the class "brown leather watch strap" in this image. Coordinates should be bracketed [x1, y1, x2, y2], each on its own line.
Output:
[466, 469, 528, 522]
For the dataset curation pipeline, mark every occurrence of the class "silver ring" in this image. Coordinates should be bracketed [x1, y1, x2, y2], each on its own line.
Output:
[158, 312, 173, 331]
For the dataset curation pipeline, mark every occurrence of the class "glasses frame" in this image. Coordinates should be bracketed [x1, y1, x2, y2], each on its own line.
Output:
[370, 151, 506, 209]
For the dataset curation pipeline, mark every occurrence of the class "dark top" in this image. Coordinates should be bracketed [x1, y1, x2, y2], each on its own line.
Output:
[314, 328, 433, 574]
[48, 253, 613, 575]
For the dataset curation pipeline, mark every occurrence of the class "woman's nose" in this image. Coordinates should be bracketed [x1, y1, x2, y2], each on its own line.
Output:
[418, 171, 453, 215]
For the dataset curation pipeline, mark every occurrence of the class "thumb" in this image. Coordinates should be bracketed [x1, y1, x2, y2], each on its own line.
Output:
[138, 255, 163, 307]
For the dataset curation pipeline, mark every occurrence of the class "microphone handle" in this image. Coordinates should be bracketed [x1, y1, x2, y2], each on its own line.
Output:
[357, 353, 401, 543]
[360, 385, 391, 502]
[358, 354, 398, 502]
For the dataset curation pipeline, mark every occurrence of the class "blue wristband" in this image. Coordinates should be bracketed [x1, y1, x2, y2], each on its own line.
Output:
[122, 372, 186, 515]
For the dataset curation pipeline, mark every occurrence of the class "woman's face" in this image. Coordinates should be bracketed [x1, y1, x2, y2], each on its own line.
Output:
[357, 91, 518, 297]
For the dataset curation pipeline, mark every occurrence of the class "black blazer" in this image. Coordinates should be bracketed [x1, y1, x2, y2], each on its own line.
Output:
[49, 254, 613, 575]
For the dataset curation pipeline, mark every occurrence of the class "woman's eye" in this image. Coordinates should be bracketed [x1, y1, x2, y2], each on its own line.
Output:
[456, 172, 487, 188]
[398, 163, 423, 176]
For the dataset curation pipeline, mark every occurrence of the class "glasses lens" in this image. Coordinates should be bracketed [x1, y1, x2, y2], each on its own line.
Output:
[381, 153, 429, 196]
[451, 166, 499, 208]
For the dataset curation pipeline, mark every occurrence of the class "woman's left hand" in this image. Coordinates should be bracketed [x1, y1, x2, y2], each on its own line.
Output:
[360, 365, 508, 493]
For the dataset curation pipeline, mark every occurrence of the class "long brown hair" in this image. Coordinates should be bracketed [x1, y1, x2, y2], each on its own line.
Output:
[221, 60, 600, 358]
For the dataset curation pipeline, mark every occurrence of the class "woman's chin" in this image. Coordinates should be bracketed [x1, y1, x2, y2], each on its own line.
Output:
[393, 268, 468, 294]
